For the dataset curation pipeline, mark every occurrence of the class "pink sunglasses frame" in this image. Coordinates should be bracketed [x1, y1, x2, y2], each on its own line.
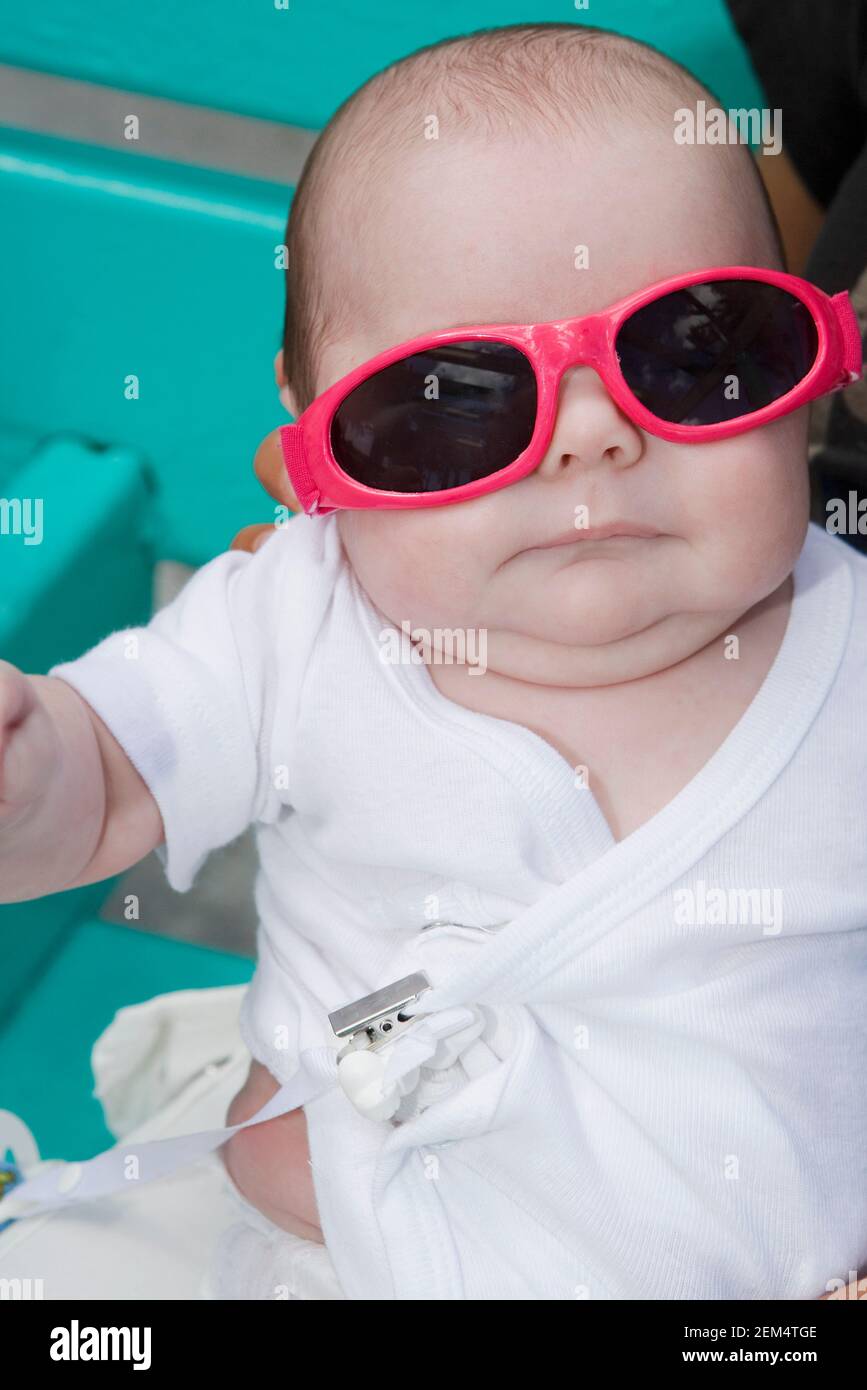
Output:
[279, 264, 863, 515]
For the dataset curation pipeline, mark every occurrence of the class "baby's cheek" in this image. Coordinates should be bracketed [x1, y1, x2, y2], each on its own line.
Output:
[685, 425, 809, 595]
[339, 509, 482, 625]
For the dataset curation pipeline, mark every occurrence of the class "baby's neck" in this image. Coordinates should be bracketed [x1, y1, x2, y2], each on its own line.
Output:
[425, 575, 794, 841]
[429, 575, 793, 701]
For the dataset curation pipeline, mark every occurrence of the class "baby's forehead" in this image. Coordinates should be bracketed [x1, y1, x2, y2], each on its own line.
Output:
[319, 122, 766, 365]
[286, 30, 783, 406]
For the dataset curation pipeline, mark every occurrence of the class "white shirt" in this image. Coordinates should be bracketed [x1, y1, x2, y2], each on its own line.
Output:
[51, 518, 867, 1300]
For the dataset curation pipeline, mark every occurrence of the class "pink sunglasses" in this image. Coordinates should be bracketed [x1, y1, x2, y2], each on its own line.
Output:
[280, 265, 863, 514]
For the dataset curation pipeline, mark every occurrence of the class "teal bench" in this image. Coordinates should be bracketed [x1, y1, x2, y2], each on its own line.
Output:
[0, 130, 284, 1157]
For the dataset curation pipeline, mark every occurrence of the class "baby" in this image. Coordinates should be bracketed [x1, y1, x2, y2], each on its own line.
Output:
[2, 23, 866, 1300]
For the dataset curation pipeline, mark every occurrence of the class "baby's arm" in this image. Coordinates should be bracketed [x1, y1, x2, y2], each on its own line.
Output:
[0, 660, 163, 903]
[1, 526, 303, 904]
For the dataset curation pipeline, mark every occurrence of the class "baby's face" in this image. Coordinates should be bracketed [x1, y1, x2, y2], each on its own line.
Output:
[315, 122, 809, 685]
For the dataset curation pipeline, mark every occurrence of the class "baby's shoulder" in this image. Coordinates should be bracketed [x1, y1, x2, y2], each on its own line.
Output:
[244, 511, 343, 585]
[163, 514, 346, 688]
[222, 512, 345, 623]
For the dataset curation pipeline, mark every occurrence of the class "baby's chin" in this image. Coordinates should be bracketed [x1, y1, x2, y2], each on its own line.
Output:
[469, 598, 744, 687]
[483, 610, 666, 662]
[486, 557, 681, 649]
[376, 563, 698, 665]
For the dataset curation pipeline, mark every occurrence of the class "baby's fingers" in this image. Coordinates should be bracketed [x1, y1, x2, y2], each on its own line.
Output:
[0, 659, 36, 731]
[0, 667, 48, 817]
[254, 429, 299, 511]
[227, 430, 301, 553]
[229, 523, 275, 554]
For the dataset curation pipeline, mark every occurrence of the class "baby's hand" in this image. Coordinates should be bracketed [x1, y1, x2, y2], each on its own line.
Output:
[0, 660, 58, 824]
[0, 666, 163, 903]
[229, 430, 299, 555]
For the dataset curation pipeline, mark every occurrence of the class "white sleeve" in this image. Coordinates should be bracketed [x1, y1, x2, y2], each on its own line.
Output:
[49, 529, 296, 893]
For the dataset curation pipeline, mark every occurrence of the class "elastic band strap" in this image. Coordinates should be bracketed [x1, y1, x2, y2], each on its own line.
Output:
[279, 424, 324, 515]
[831, 291, 864, 381]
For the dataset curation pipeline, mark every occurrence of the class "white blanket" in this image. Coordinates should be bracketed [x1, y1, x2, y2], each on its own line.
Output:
[0, 987, 251, 1299]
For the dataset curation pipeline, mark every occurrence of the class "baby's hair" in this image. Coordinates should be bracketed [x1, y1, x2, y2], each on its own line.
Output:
[281, 21, 786, 414]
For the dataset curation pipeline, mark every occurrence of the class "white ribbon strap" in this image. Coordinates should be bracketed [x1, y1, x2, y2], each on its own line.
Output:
[380, 1006, 483, 1086]
[2, 1045, 338, 1219]
[2, 1001, 489, 1220]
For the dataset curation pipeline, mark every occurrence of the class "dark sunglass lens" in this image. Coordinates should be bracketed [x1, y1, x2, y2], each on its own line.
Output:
[615, 281, 818, 426]
[330, 340, 537, 494]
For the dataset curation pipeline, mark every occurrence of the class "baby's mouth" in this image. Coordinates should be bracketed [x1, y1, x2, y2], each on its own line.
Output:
[532, 521, 662, 550]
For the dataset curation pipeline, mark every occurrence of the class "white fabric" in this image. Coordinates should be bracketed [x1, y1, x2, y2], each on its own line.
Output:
[208, 1167, 345, 1301]
[0, 1007, 249, 1300]
[0, 1154, 234, 1300]
[47, 518, 867, 1299]
[0, 987, 343, 1300]
[91, 985, 250, 1139]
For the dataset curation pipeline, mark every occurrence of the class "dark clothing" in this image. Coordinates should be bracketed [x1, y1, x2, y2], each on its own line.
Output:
[726, 0, 867, 550]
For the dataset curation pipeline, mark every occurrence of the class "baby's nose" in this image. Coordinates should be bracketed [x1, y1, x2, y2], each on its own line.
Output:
[534, 366, 644, 477]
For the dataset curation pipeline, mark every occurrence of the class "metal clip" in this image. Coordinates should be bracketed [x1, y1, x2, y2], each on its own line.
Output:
[328, 971, 431, 1060]
[329, 972, 432, 1122]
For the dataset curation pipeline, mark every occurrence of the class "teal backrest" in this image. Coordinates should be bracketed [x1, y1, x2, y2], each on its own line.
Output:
[0, 131, 290, 1018]
[0, 0, 763, 129]
[0, 127, 289, 569]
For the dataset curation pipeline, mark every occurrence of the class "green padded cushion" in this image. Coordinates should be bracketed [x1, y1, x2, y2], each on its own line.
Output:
[0, 919, 253, 1160]
[0, 435, 154, 1021]
[0, 436, 152, 673]
[0, 126, 288, 569]
[0, 0, 764, 132]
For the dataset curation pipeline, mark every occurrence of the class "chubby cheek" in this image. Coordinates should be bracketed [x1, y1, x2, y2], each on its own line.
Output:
[337, 505, 493, 628]
[682, 415, 810, 600]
